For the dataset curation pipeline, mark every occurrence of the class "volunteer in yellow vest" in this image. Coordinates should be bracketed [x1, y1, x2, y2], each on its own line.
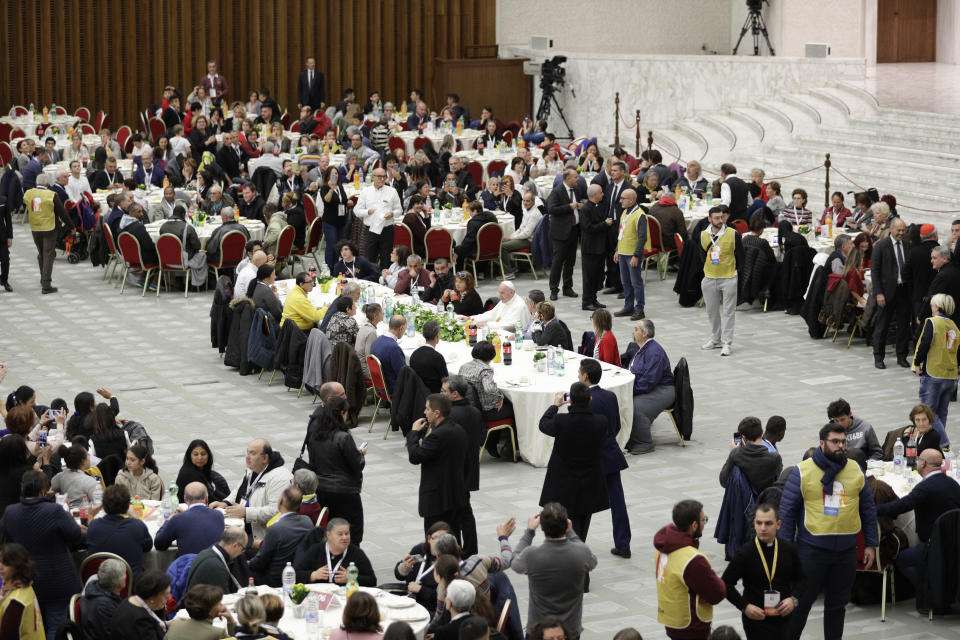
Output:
[281, 271, 324, 330]
[23, 173, 74, 294]
[700, 205, 742, 356]
[913, 292, 959, 447]
[654, 499, 726, 640]
[721, 503, 804, 640]
[613, 188, 649, 321]
[0, 543, 45, 640]
[778, 422, 878, 640]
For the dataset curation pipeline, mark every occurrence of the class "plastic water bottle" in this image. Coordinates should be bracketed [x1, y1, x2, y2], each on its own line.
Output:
[91, 478, 103, 508]
[437, 301, 445, 314]
[405, 311, 416, 337]
[546, 349, 555, 375]
[515, 321, 524, 348]
[556, 346, 565, 377]
[305, 594, 320, 640]
[893, 439, 905, 476]
[447, 302, 456, 319]
[282, 562, 296, 602]
[346, 562, 359, 599]
[78, 494, 90, 526]
[411, 285, 420, 306]
[28, 103, 35, 120]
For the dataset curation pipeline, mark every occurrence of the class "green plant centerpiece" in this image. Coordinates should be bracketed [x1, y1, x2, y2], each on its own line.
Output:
[532, 351, 546, 362]
[392, 302, 465, 342]
[290, 583, 310, 605]
[797, 225, 811, 235]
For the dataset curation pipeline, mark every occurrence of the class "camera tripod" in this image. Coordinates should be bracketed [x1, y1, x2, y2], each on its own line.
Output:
[733, 7, 775, 56]
[536, 88, 574, 140]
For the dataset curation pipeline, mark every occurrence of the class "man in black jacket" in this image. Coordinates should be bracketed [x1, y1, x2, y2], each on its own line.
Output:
[247, 487, 313, 587]
[91, 156, 125, 192]
[185, 526, 247, 594]
[406, 394, 470, 544]
[926, 245, 960, 325]
[410, 320, 448, 393]
[547, 169, 586, 301]
[216, 131, 248, 183]
[117, 203, 159, 266]
[297, 57, 326, 111]
[452, 201, 496, 267]
[449, 156, 478, 202]
[159, 204, 201, 259]
[0, 191, 11, 291]
[162, 95, 183, 134]
[907, 224, 939, 322]
[871, 217, 911, 369]
[236, 183, 266, 223]
[600, 160, 631, 294]
[423, 258, 455, 303]
[579, 184, 611, 310]
[442, 375, 483, 557]
[719, 163, 750, 221]
[78, 559, 126, 640]
[719, 417, 783, 493]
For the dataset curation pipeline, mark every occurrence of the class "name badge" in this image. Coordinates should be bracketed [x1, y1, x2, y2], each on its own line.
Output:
[763, 590, 780, 616]
[710, 244, 721, 265]
[823, 481, 845, 516]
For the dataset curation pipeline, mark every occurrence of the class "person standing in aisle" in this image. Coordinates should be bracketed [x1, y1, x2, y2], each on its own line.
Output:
[700, 205, 742, 356]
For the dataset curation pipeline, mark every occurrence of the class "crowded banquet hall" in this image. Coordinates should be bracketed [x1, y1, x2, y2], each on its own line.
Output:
[3, 1, 960, 639]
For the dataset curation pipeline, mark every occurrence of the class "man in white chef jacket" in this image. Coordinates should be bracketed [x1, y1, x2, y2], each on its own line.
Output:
[355, 167, 402, 269]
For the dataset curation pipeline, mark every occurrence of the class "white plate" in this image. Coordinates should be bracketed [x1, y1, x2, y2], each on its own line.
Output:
[383, 595, 416, 609]
[389, 608, 428, 622]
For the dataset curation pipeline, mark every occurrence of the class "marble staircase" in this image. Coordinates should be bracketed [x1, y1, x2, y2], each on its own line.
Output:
[649, 81, 960, 226]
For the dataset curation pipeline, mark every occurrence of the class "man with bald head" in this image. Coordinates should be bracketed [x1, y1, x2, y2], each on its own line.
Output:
[546, 168, 586, 300]
[613, 188, 649, 321]
[579, 183, 611, 311]
[154, 482, 225, 556]
[876, 448, 960, 587]
[210, 438, 293, 542]
[871, 217, 911, 369]
[133, 150, 164, 188]
[234, 249, 268, 299]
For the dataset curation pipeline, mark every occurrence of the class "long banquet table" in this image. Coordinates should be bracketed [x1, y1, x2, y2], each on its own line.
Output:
[275, 279, 634, 467]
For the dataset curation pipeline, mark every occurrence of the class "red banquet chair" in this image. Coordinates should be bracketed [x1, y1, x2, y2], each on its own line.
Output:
[302, 193, 318, 225]
[102, 223, 122, 284]
[487, 160, 507, 178]
[116, 231, 161, 296]
[74, 106, 91, 122]
[508, 247, 539, 280]
[388, 136, 406, 154]
[156, 233, 191, 298]
[290, 120, 301, 133]
[366, 355, 395, 439]
[148, 117, 166, 143]
[292, 219, 323, 272]
[465, 161, 483, 188]
[731, 219, 748, 234]
[11, 106, 27, 117]
[480, 417, 517, 462]
[392, 223, 413, 253]
[423, 228, 453, 267]
[467, 222, 504, 282]
[79, 553, 133, 598]
[0, 142, 12, 168]
[93, 111, 108, 133]
[274, 226, 296, 265]
[642, 215, 664, 283]
[206, 229, 248, 279]
[413, 137, 430, 152]
[115, 125, 132, 150]
[0, 122, 12, 143]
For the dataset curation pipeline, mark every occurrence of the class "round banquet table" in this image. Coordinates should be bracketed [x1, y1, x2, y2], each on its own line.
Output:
[2, 114, 79, 133]
[396, 128, 482, 157]
[179, 585, 431, 639]
[144, 216, 264, 249]
[274, 279, 633, 467]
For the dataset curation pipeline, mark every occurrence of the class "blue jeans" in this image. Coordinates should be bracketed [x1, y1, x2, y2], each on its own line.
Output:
[323, 222, 346, 272]
[42, 600, 69, 640]
[919, 375, 954, 446]
[789, 543, 857, 640]
[618, 254, 645, 312]
[895, 542, 926, 587]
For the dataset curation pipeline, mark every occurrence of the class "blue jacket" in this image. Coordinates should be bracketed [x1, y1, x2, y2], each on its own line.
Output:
[714, 465, 756, 560]
[778, 459, 879, 550]
[133, 162, 165, 188]
[531, 214, 552, 269]
[22, 158, 43, 191]
[370, 334, 407, 393]
[589, 385, 628, 474]
[166, 553, 197, 604]
[876, 472, 960, 542]
[0, 497, 83, 607]
[154, 504, 225, 556]
[86, 514, 153, 575]
[628, 339, 673, 395]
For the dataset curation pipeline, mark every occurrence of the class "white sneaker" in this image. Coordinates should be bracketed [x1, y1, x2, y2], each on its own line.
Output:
[701, 341, 720, 350]
[721, 344, 732, 356]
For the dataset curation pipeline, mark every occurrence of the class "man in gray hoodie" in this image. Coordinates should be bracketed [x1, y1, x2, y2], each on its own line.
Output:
[827, 398, 883, 460]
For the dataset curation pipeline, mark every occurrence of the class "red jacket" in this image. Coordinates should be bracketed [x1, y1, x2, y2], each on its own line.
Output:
[595, 331, 620, 367]
[653, 524, 726, 639]
[394, 267, 432, 296]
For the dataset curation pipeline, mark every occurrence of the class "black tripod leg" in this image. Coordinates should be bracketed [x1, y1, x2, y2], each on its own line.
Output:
[551, 95, 574, 139]
[756, 13, 775, 55]
[732, 12, 753, 54]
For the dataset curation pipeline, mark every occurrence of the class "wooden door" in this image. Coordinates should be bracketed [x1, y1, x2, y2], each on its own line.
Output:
[878, 0, 937, 63]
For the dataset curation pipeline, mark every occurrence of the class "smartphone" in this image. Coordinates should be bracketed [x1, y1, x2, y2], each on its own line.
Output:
[563, 393, 570, 403]
[411, 554, 425, 563]
[360, 441, 368, 449]
[38, 429, 47, 447]
[733, 432, 742, 444]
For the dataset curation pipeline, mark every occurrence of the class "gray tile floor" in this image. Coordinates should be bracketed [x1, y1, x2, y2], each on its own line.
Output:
[1, 236, 955, 639]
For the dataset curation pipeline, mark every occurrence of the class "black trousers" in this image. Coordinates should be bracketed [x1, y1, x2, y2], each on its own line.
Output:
[364, 225, 394, 270]
[457, 500, 478, 557]
[424, 509, 462, 548]
[549, 228, 579, 293]
[581, 251, 605, 305]
[872, 285, 911, 360]
[604, 225, 621, 290]
[743, 613, 790, 640]
[317, 490, 364, 544]
[0, 239, 9, 283]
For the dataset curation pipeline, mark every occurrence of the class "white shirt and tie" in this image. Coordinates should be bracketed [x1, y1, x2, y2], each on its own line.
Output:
[567, 185, 579, 225]
[894, 238, 905, 285]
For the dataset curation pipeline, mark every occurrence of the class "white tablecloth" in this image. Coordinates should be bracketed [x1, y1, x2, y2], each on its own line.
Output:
[145, 216, 264, 248]
[275, 280, 632, 467]
[396, 128, 482, 157]
[191, 586, 430, 639]
[2, 114, 78, 133]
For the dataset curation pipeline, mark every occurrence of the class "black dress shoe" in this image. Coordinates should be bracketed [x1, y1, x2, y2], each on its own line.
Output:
[582, 303, 602, 311]
[613, 308, 633, 317]
[874, 359, 886, 370]
[595, 301, 606, 308]
[610, 547, 632, 559]
[549, 291, 558, 301]
[0, 281, 11, 292]
[897, 357, 910, 368]
[601, 286, 622, 295]
[41, 287, 58, 294]
[562, 289, 578, 298]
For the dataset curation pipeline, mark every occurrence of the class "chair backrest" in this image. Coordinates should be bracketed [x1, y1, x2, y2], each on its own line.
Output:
[117, 231, 154, 268]
[94, 111, 108, 133]
[280, 109, 291, 127]
[413, 137, 430, 151]
[732, 219, 748, 234]
[10, 128, 25, 140]
[79, 123, 96, 135]
[148, 117, 166, 143]
[79, 552, 133, 598]
[674, 233, 684, 257]
[315, 506, 329, 528]
[0, 141, 11, 167]
[502, 130, 513, 145]
[645, 214, 662, 252]
[11, 106, 27, 116]
[115, 125, 132, 149]
[465, 161, 483, 187]
[157, 233, 186, 269]
[474, 222, 503, 260]
[496, 598, 511, 632]
[102, 222, 118, 256]
[487, 160, 507, 177]
[366, 355, 392, 402]
[212, 230, 248, 268]
[290, 120, 301, 133]
[70, 593, 82, 625]
[304, 218, 324, 253]
[302, 193, 317, 224]
[74, 106, 91, 122]
[388, 136, 406, 153]
[275, 225, 296, 262]
[424, 227, 453, 265]
[0, 122, 11, 143]
[393, 222, 413, 252]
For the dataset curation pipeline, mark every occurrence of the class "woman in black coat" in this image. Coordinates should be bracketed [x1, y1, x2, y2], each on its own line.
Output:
[174, 439, 231, 503]
[90, 402, 128, 473]
[441, 271, 484, 316]
[319, 166, 350, 271]
[333, 240, 379, 282]
[281, 192, 306, 250]
[307, 397, 366, 543]
[108, 570, 170, 640]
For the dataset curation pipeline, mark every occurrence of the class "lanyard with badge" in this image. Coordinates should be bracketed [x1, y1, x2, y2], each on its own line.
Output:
[242, 469, 267, 506]
[415, 557, 435, 584]
[325, 543, 346, 583]
[755, 537, 780, 615]
[708, 226, 726, 265]
[211, 546, 242, 590]
[617, 206, 636, 241]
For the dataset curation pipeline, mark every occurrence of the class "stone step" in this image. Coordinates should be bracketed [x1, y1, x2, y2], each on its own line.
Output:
[790, 134, 960, 166]
[766, 99, 822, 133]
[876, 107, 960, 128]
[729, 107, 794, 142]
[817, 123, 960, 154]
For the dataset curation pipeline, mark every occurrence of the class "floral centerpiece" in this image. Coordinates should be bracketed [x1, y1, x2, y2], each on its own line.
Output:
[289, 583, 311, 617]
[393, 302, 466, 343]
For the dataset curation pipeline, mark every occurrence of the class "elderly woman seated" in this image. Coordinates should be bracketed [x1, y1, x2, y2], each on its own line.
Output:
[200, 184, 235, 217]
[530, 302, 573, 350]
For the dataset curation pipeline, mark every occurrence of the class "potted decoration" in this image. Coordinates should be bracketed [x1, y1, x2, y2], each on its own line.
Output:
[290, 583, 311, 618]
[533, 351, 546, 372]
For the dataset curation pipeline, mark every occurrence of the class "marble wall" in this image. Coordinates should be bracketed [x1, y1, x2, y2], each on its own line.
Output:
[734, 0, 867, 59]
[499, 46, 866, 144]
[937, 0, 960, 64]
